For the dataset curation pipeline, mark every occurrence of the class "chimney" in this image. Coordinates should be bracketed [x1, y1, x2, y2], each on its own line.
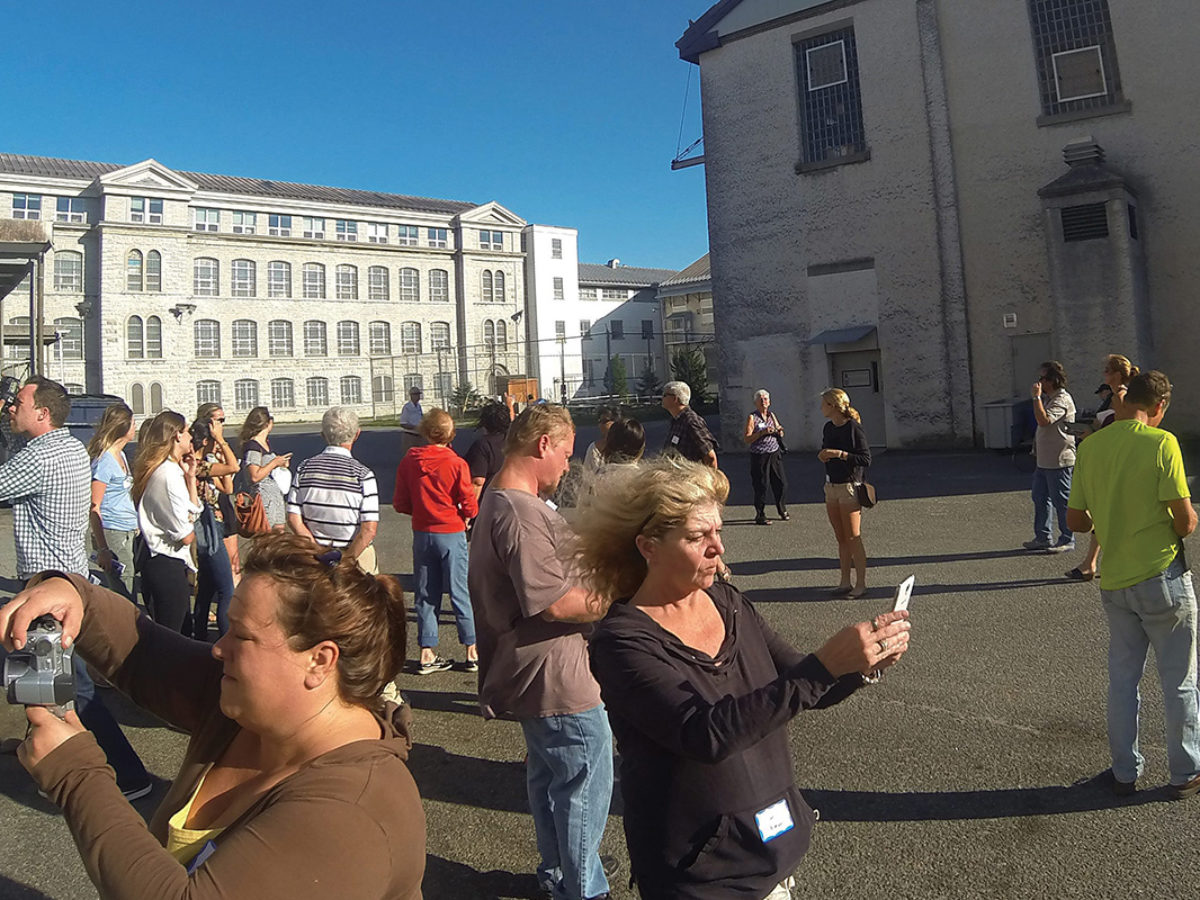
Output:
[607, 258, 620, 268]
[1063, 136, 1105, 167]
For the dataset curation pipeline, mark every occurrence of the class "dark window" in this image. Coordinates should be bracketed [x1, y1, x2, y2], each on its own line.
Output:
[1061, 203, 1109, 242]
[641, 320, 654, 340]
[1126, 203, 1138, 240]
[795, 26, 867, 166]
[610, 321, 624, 340]
[1028, 1, 1123, 118]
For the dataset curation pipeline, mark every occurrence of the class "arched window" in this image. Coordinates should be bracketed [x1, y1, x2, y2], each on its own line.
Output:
[231, 259, 256, 298]
[304, 320, 327, 357]
[339, 375, 362, 405]
[337, 321, 360, 356]
[127, 250, 143, 292]
[372, 374, 394, 403]
[268, 320, 293, 357]
[234, 379, 259, 411]
[149, 382, 164, 413]
[401, 322, 421, 355]
[53, 317, 83, 360]
[267, 261, 291, 298]
[271, 378, 295, 409]
[127, 316, 144, 359]
[302, 263, 326, 299]
[146, 250, 162, 292]
[481, 270, 493, 303]
[194, 319, 221, 359]
[483, 320, 495, 350]
[130, 383, 145, 415]
[232, 320, 258, 357]
[197, 380, 222, 406]
[307, 376, 329, 407]
[194, 258, 219, 296]
[430, 321, 451, 350]
[336, 264, 358, 300]
[368, 266, 389, 301]
[429, 269, 449, 302]
[54, 251, 83, 292]
[368, 321, 391, 356]
[146, 315, 162, 358]
[399, 267, 419, 302]
[494, 270, 505, 301]
[496, 319, 508, 352]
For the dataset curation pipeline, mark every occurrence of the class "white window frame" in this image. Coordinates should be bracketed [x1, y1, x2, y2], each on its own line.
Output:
[231, 259, 256, 298]
[127, 316, 144, 359]
[368, 266, 389, 301]
[234, 379, 259, 411]
[553, 277, 564, 301]
[269, 213, 292, 236]
[429, 269, 449, 302]
[806, 40, 848, 91]
[197, 380, 222, 406]
[307, 376, 329, 407]
[372, 374, 395, 403]
[340, 375, 362, 405]
[303, 217, 325, 239]
[368, 222, 389, 244]
[146, 250, 162, 292]
[399, 267, 420, 302]
[304, 320, 328, 357]
[231, 319, 258, 358]
[53, 251, 83, 293]
[267, 261, 291, 298]
[131, 197, 163, 224]
[268, 320, 293, 357]
[55, 197, 85, 223]
[12, 193, 42, 220]
[1051, 45, 1108, 103]
[337, 320, 360, 356]
[194, 258, 219, 297]
[430, 321, 451, 351]
[194, 208, 220, 232]
[369, 321, 391, 356]
[427, 227, 448, 248]
[194, 319, 221, 359]
[400, 322, 421, 355]
[479, 229, 503, 251]
[434, 372, 453, 398]
[335, 219, 359, 242]
[336, 265, 359, 300]
[232, 211, 257, 234]
[552, 238, 563, 259]
[271, 377, 295, 410]
[146, 315, 162, 358]
[555, 321, 566, 344]
[397, 225, 419, 246]
[53, 317, 84, 359]
[302, 263, 326, 299]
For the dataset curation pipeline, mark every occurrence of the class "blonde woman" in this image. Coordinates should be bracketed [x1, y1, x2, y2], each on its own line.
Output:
[132, 411, 202, 634]
[87, 403, 138, 600]
[1067, 354, 1139, 581]
[817, 389, 871, 598]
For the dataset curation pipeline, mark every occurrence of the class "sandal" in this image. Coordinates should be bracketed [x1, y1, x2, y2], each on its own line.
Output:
[847, 586, 867, 599]
[1065, 567, 1095, 582]
[830, 585, 853, 597]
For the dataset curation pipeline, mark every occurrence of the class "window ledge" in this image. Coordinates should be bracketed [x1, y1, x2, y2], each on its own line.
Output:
[795, 148, 871, 175]
[1037, 100, 1131, 128]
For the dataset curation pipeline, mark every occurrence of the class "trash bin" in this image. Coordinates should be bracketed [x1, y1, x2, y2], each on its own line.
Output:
[982, 400, 1018, 450]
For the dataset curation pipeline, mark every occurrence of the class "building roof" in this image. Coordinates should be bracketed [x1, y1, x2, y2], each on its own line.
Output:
[659, 252, 710, 288]
[677, 0, 745, 63]
[0, 153, 477, 216]
[578, 262, 678, 287]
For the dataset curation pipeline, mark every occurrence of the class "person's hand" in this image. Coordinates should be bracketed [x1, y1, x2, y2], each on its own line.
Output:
[0, 578, 84, 651]
[17, 707, 86, 774]
[210, 417, 224, 442]
[274, 453, 292, 469]
[814, 610, 911, 678]
[180, 452, 198, 480]
[95, 547, 114, 571]
[817, 449, 840, 462]
[1031, 381, 1043, 399]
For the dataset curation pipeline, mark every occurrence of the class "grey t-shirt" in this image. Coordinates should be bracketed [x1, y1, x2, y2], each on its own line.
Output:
[1035, 389, 1077, 469]
[468, 488, 602, 720]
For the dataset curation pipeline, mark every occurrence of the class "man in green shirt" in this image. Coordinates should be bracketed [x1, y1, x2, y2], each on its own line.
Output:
[1067, 371, 1200, 800]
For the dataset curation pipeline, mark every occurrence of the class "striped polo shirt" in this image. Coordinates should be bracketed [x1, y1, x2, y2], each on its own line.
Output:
[285, 446, 378, 549]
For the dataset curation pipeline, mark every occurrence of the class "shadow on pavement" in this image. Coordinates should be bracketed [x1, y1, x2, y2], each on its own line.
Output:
[407, 743, 528, 814]
[422, 855, 544, 900]
[747, 576, 1072, 604]
[803, 778, 1168, 822]
[405, 689, 482, 718]
[0, 876, 55, 900]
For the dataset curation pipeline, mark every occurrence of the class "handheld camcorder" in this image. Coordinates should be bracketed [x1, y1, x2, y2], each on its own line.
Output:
[2, 615, 76, 715]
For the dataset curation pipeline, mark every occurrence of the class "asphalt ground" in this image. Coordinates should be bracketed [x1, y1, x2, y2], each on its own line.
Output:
[0, 424, 1195, 899]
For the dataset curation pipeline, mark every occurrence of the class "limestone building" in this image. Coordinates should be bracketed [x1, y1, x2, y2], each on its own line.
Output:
[678, 0, 1198, 448]
[0, 153, 529, 421]
[657, 253, 718, 392]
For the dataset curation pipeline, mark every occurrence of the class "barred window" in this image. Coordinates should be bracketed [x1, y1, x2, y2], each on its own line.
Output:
[271, 378, 295, 409]
[53, 317, 83, 359]
[372, 374, 394, 403]
[1028, 0, 1123, 118]
[268, 261, 291, 298]
[400, 322, 421, 355]
[232, 319, 258, 358]
[430, 321, 451, 350]
[368, 266, 389, 301]
[54, 251, 83, 292]
[337, 320, 360, 356]
[195, 258, 219, 297]
[340, 375, 362, 405]
[303, 263, 325, 299]
[268, 320, 294, 357]
[795, 27, 867, 166]
[146, 315, 162, 358]
[197, 380, 222, 406]
[194, 319, 221, 358]
[146, 250, 162, 292]
[496, 319, 508, 352]
[307, 376, 329, 407]
[304, 320, 328, 357]
[235, 379, 259, 411]
[127, 316, 144, 359]
[369, 321, 391, 356]
[231, 259, 256, 298]
[399, 267, 420, 302]
[336, 264, 358, 300]
[429, 269, 449, 302]
[127, 250, 143, 292]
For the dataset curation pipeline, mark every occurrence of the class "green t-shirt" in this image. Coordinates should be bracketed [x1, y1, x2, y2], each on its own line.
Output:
[1068, 420, 1189, 590]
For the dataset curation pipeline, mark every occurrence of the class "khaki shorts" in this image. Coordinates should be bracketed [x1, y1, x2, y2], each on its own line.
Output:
[824, 481, 861, 509]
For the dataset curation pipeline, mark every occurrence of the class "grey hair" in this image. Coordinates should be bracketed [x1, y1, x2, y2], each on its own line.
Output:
[663, 380, 691, 406]
[754, 389, 770, 402]
[322, 406, 360, 445]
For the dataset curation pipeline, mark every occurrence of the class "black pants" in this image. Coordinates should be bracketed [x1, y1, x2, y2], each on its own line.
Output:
[750, 451, 787, 517]
[141, 553, 192, 636]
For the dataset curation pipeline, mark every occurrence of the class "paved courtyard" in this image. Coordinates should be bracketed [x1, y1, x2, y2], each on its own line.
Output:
[0, 435, 1195, 899]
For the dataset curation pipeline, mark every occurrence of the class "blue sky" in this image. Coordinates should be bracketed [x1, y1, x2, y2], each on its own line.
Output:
[5, 1, 710, 271]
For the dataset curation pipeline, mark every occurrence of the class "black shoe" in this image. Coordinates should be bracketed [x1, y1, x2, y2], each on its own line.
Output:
[778, 510, 790, 521]
[1084, 768, 1137, 797]
[754, 515, 770, 525]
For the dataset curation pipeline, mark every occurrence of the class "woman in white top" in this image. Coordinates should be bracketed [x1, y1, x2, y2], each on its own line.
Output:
[87, 403, 138, 601]
[133, 411, 202, 635]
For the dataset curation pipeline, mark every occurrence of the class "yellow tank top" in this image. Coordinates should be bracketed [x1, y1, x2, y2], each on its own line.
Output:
[166, 769, 226, 865]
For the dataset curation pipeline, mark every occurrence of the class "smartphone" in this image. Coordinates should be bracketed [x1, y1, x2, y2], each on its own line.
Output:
[892, 575, 915, 613]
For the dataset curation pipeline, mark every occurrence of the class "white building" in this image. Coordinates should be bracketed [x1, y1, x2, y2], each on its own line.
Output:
[0, 153, 529, 421]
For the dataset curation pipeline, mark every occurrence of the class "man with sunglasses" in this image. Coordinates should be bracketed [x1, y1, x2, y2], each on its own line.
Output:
[1023, 360, 1076, 552]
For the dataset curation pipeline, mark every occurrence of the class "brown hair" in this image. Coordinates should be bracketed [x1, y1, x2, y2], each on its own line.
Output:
[87, 403, 134, 459]
[239, 406, 271, 446]
[25, 376, 71, 428]
[504, 404, 574, 456]
[821, 388, 861, 423]
[418, 408, 455, 444]
[195, 402, 222, 424]
[1039, 361, 1068, 391]
[601, 416, 645, 463]
[242, 533, 407, 707]
[1104, 354, 1139, 384]
[1124, 370, 1172, 412]
[131, 410, 186, 505]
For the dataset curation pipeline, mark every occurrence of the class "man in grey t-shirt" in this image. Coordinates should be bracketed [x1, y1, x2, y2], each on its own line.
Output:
[1024, 360, 1077, 553]
[469, 404, 612, 900]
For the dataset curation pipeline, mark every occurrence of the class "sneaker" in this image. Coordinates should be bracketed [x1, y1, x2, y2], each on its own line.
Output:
[1169, 772, 1200, 800]
[416, 656, 452, 676]
[120, 782, 154, 802]
[1022, 538, 1053, 551]
[461, 658, 479, 673]
[754, 515, 771, 526]
[1048, 541, 1076, 554]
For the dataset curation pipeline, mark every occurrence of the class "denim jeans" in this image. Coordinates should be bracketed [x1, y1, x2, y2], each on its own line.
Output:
[1101, 556, 1200, 785]
[412, 530, 474, 649]
[194, 538, 235, 640]
[520, 705, 613, 900]
[1031, 466, 1074, 545]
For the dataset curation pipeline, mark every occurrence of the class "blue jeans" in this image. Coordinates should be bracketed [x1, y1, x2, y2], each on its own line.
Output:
[193, 539, 235, 640]
[1101, 556, 1200, 785]
[412, 530, 474, 649]
[1031, 466, 1073, 545]
[520, 705, 613, 900]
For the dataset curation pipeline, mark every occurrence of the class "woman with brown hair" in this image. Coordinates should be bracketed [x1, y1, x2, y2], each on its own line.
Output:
[87, 402, 138, 600]
[190, 404, 240, 638]
[2, 532, 423, 898]
[818, 388, 872, 598]
[133, 411, 202, 633]
[237, 406, 291, 531]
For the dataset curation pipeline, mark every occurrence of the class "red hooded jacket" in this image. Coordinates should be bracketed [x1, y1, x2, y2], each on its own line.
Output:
[392, 444, 478, 533]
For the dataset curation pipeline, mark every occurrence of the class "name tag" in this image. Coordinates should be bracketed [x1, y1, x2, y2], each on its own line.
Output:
[755, 798, 794, 843]
[187, 840, 218, 874]
[670, 435, 681, 445]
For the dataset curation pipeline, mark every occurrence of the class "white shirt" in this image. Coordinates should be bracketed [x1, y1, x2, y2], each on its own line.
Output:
[138, 460, 203, 570]
[399, 400, 423, 428]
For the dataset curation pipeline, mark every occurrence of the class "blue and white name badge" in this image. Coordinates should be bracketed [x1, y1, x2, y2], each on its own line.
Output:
[755, 798, 795, 843]
[186, 840, 218, 874]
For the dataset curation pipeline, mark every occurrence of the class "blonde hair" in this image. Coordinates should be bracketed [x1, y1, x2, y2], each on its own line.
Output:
[571, 456, 729, 603]
[131, 410, 186, 505]
[418, 408, 455, 444]
[504, 404, 574, 456]
[86, 403, 133, 460]
[1104, 354, 1139, 384]
[821, 388, 860, 423]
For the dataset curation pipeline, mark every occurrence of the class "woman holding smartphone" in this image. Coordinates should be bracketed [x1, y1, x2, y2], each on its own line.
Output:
[133, 411, 202, 635]
[190, 405, 239, 638]
[237, 406, 291, 531]
[818, 388, 871, 598]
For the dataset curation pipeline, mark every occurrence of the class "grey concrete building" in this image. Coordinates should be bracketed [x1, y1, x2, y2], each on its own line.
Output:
[677, 0, 1198, 449]
[657, 253, 718, 392]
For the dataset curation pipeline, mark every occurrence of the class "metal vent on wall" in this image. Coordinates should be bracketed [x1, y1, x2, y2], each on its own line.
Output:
[1061, 202, 1109, 242]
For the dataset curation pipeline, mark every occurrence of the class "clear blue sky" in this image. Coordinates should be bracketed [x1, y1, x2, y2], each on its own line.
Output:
[4, 1, 711, 271]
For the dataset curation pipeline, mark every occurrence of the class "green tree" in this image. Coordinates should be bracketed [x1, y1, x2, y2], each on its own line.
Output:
[636, 364, 662, 399]
[605, 355, 629, 397]
[448, 382, 483, 417]
[670, 346, 711, 403]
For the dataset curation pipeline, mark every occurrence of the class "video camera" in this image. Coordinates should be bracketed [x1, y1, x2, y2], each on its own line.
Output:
[0, 374, 20, 450]
[2, 615, 76, 715]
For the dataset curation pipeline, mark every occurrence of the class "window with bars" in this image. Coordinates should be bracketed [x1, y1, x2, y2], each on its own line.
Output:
[194, 320, 221, 358]
[232, 320, 258, 357]
[430, 269, 449, 302]
[145, 316, 162, 358]
[337, 321, 360, 356]
[430, 321, 451, 350]
[336, 264, 358, 300]
[401, 322, 421, 355]
[268, 261, 291, 298]
[194, 258, 219, 296]
[53, 317, 83, 359]
[235, 379, 259, 411]
[483, 320, 495, 351]
[54, 251, 83, 292]
[369, 321, 391, 356]
[399, 268, 420, 302]
[127, 250, 143, 292]
[372, 374, 394, 403]
[271, 378, 295, 409]
[340, 375, 362, 405]
[231, 259, 256, 298]
[303, 263, 325, 299]
[304, 320, 328, 356]
[268, 320, 294, 356]
[795, 26, 867, 167]
[496, 319, 508, 352]
[307, 376, 329, 408]
[1028, 0, 1123, 119]
[403, 374, 424, 392]
[434, 372, 453, 398]
[146, 250, 161, 292]
[127, 316, 144, 359]
[197, 380, 222, 406]
[369, 266, 389, 301]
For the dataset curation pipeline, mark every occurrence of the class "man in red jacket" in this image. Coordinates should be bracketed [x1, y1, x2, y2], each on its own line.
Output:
[393, 409, 478, 674]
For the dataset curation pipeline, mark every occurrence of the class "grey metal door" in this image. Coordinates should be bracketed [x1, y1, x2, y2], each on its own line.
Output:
[830, 350, 886, 447]
[1010, 333, 1053, 399]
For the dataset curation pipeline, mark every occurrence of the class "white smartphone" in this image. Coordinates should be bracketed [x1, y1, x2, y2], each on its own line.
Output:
[892, 575, 915, 613]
